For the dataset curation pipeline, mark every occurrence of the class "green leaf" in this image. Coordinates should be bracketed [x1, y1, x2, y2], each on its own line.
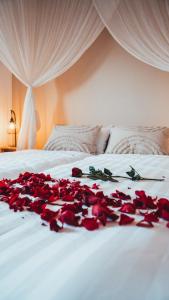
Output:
[132, 174, 141, 181]
[126, 166, 136, 178]
[104, 168, 112, 176]
[95, 169, 104, 176]
[89, 166, 96, 174]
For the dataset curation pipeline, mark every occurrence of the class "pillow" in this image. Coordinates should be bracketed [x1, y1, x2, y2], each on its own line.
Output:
[44, 125, 100, 154]
[105, 126, 169, 155]
[96, 126, 110, 154]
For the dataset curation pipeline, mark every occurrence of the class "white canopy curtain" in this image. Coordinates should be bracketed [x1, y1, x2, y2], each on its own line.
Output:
[93, 0, 169, 72]
[0, 0, 103, 149]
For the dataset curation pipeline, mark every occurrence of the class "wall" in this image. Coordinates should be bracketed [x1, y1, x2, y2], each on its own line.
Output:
[12, 29, 169, 148]
[0, 62, 12, 146]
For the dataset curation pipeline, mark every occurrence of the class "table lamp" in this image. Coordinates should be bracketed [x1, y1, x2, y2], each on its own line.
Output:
[8, 109, 17, 147]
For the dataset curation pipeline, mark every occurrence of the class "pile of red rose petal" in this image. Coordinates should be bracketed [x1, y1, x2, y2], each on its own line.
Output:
[0, 172, 169, 232]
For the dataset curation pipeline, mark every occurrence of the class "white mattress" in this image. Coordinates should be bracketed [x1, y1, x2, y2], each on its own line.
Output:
[0, 154, 169, 300]
[0, 149, 91, 179]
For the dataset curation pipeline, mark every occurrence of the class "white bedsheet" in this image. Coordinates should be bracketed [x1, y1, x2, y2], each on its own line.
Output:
[0, 150, 90, 180]
[0, 154, 169, 300]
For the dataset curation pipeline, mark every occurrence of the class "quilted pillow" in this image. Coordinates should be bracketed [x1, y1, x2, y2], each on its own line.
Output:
[44, 125, 100, 154]
[105, 126, 169, 155]
[96, 126, 110, 154]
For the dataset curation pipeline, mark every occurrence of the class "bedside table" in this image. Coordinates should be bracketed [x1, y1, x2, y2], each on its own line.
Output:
[0, 146, 16, 152]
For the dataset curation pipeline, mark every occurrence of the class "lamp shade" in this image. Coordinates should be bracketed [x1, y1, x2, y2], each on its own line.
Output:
[8, 110, 17, 147]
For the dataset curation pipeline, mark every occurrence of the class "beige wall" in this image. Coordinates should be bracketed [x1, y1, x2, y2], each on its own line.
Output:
[13, 29, 169, 148]
[0, 62, 12, 146]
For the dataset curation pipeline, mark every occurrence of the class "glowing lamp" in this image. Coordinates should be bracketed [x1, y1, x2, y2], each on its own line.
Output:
[8, 110, 17, 147]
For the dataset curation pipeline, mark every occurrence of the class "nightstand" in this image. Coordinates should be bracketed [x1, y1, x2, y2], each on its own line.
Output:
[0, 146, 16, 152]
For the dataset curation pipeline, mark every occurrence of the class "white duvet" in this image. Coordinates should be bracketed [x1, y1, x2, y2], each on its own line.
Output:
[0, 154, 169, 300]
[0, 150, 91, 180]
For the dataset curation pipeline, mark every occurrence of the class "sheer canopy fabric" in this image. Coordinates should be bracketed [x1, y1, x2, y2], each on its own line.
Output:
[1, 0, 169, 149]
[94, 0, 169, 72]
[0, 0, 103, 149]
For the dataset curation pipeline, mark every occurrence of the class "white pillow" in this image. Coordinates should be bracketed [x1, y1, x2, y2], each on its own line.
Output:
[105, 126, 169, 155]
[44, 125, 100, 154]
[96, 126, 110, 154]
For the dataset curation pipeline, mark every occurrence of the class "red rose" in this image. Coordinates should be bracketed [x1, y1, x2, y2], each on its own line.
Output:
[72, 168, 83, 177]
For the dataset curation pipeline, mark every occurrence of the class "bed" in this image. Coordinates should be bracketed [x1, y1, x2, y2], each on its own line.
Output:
[0, 153, 169, 300]
[0, 149, 91, 180]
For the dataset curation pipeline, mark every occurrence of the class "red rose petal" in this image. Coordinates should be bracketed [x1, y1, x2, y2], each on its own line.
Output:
[109, 199, 122, 207]
[135, 190, 145, 198]
[81, 218, 99, 231]
[161, 209, 169, 221]
[111, 190, 131, 200]
[58, 210, 78, 226]
[136, 220, 154, 228]
[92, 204, 104, 217]
[144, 212, 159, 223]
[119, 203, 136, 214]
[134, 190, 157, 209]
[40, 209, 57, 222]
[109, 213, 119, 222]
[119, 214, 134, 225]
[157, 198, 169, 210]
[87, 195, 99, 205]
[48, 195, 59, 202]
[50, 219, 62, 232]
[96, 191, 105, 198]
[98, 214, 107, 226]
[62, 194, 74, 202]
[62, 203, 82, 214]
[92, 183, 100, 190]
